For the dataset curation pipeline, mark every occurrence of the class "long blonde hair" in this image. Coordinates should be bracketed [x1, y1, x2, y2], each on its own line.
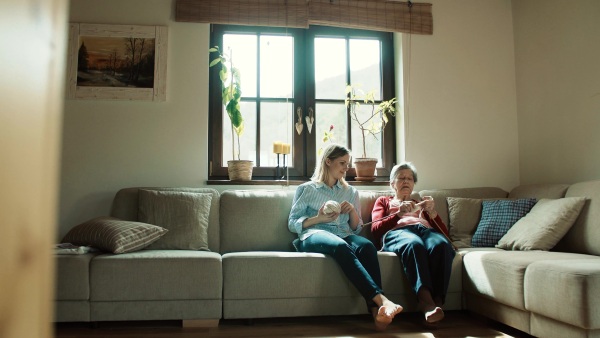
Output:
[311, 143, 350, 188]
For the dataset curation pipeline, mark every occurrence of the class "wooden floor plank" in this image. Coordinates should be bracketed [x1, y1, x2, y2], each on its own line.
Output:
[54, 311, 534, 338]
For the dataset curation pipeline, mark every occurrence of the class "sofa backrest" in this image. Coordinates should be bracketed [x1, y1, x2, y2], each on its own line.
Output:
[508, 183, 569, 200]
[556, 180, 600, 256]
[219, 189, 409, 253]
[418, 187, 509, 226]
[219, 189, 296, 254]
[506, 181, 600, 256]
[110, 187, 221, 252]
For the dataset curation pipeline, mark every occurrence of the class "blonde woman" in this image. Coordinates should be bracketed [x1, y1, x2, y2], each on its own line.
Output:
[288, 144, 403, 331]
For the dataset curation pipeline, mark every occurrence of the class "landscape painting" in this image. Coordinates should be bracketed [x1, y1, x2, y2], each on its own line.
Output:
[67, 23, 167, 101]
[77, 36, 156, 88]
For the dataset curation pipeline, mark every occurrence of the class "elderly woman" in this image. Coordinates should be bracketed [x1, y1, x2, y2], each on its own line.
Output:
[288, 144, 403, 331]
[370, 162, 455, 324]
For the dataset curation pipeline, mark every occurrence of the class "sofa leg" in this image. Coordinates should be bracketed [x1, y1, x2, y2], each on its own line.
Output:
[182, 319, 219, 328]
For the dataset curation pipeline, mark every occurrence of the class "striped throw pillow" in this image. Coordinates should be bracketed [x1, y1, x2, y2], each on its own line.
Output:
[62, 216, 168, 254]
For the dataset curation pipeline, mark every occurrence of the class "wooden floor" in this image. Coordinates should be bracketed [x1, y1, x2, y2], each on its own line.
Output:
[54, 311, 534, 338]
[55, 311, 531, 338]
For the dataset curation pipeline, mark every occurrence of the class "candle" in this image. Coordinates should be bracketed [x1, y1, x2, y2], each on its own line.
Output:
[272, 141, 282, 154]
[281, 143, 291, 155]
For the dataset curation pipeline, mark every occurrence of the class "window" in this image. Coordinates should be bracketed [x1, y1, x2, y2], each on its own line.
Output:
[208, 25, 396, 181]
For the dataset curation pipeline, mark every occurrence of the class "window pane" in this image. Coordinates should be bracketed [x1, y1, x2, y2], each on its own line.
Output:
[314, 38, 346, 100]
[350, 39, 381, 100]
[260, 35, 293, 98]
[350, 103, 383, 163]
[315, 103, 348, 156]
[223, 34, 257, 97]
[260, 101, 294, 166]
[223, 102, 257, 163]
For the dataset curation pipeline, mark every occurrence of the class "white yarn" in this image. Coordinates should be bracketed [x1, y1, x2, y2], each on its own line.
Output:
[390, 198, 421, 213]
[323, 200, 341, 215]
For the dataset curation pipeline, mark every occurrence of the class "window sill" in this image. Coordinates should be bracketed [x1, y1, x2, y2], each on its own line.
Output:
[206, 179, 390, 186]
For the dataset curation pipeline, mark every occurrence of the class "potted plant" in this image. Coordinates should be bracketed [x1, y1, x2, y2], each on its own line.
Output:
[209, 46, 253, 180]
[345, 84, 397, 181]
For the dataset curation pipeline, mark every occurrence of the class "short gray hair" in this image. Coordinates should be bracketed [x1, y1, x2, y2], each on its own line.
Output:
[389, 162, 418, 183]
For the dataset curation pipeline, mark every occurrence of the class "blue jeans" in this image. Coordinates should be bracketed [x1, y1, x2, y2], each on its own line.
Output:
[298, 231, 383, 309]
[382, 224, 455, 303]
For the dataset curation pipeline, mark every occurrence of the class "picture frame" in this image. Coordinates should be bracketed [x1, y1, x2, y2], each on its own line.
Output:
[66, 23, 168, 101]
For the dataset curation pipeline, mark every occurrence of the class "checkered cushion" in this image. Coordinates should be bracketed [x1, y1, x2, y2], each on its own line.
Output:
[471, 198, 537, 247]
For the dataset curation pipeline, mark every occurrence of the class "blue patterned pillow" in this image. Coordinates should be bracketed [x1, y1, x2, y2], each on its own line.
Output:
[471, 198, 537, 247]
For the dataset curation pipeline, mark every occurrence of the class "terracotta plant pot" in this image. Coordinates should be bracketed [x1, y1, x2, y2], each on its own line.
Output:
[227, 160, 253, 181]
[354, 158, 378, 181]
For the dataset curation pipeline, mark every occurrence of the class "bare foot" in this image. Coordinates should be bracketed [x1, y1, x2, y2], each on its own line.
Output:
[424, 306, 444, 323]
[372, 301, 403, 331]
[373, 306, 393, 331]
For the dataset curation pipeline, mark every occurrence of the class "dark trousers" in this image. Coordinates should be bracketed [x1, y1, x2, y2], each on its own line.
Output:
[382, 224, 455, 303]
[299, 232, 383, 309]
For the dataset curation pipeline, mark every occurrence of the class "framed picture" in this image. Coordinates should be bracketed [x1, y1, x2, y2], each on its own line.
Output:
[66, 23, 168, 101]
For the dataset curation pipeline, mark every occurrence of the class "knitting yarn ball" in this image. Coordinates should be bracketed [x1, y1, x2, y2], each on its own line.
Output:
[323, 200, 341, 215]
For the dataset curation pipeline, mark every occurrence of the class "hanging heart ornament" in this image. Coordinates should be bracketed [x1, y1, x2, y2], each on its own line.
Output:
[305, 116, 314, 134]
[295, 122, 304, 135]
[295, 107, 304, 135]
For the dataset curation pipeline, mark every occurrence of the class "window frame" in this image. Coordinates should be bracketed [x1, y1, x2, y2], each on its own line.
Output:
[208, 24, 396, 181]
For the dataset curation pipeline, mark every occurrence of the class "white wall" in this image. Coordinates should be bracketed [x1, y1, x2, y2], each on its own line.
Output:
[512, 0, 600, 185]
[396, 0, 520, 191]
[59, 0, 520, 238]
[60, 0, 210, 237]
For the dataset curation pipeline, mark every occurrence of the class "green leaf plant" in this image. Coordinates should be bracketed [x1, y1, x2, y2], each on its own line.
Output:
[318, 124, 335, 157]
[209, 46, 244, 160]
[344, 84, 397, 159]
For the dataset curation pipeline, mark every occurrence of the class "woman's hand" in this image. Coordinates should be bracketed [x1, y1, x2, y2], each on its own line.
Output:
[340, 201, 361, 230]
[318, 204, 340, 223]
[339, 201, 355, 214]
[390, 199, 415, 214]
[388, 199, 401, 215]
[418, 196, 438, 217]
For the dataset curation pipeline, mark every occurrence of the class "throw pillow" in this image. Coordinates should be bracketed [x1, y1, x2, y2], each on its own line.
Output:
[138, 190, 212, 250]
[447, 197, 485, 247]
[471, 198, 537, 247]
[61, 216, 168, 254]
[496, 197, 586, 251]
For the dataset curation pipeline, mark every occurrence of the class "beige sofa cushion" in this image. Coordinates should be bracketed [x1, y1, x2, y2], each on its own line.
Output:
[220, 190, 296, 254]
[419, 187, 508, 228]
[139, 190, 212, 250]
[110, 187, 221, 252]
[508, 183, 569, 199]
[497, 197, 586, 251]
[557, 180, 600, 256]
[90, 250, 222, 301]
[525, 259, 600, 330]
[462, 250, 595, 310]
[447, 197, 485, 248]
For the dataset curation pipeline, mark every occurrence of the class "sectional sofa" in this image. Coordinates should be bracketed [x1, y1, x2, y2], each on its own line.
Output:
[55, 180, 600, 337]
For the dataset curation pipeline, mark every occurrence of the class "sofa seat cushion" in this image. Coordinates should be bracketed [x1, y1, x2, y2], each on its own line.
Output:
[525, 259, 600, 330]
[462, 250, 594, 310]
[55, 253, 98, 300]
[222, 252, 355, 300]
[90, 250, 222, 301]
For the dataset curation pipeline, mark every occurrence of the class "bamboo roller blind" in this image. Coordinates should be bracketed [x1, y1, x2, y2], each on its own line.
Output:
[175, 0, 433, 35]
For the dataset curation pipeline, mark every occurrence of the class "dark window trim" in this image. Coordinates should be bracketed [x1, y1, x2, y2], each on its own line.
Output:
[208, 24, 397, 182]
